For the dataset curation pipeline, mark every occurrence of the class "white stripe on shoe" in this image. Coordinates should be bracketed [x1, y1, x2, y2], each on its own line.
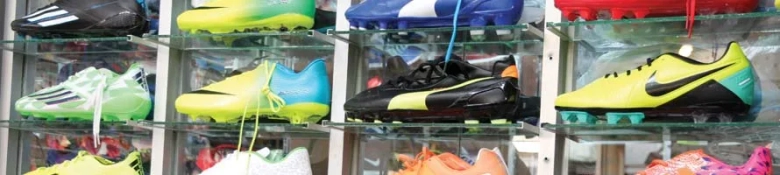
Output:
[398, 0, 438, 18]
[28, 10, 69, 22]
[23, 6, 59, 19]
[37, 15, 79, 27]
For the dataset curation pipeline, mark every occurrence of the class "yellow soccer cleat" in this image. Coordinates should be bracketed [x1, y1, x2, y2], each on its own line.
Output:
[176, 0, 315, 34]
[175, 59, 331, 124]
[556, 42, 754, 124]
[25, 151, 143, 175]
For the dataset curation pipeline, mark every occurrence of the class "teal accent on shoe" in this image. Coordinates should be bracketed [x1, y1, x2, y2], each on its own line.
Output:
[719, 67, 755, 105]
[606, 112, 644, 124]
[560, 111, 596, 124]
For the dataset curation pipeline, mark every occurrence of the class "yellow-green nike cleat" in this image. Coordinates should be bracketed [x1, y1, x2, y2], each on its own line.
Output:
[555, 42, 754, 124]
[25, 151, 143, 175]
[175, 59, 331, 124]
[176, 0, 315, 34]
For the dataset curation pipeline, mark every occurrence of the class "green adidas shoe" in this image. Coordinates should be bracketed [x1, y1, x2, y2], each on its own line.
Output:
[16, 64, 152, 121]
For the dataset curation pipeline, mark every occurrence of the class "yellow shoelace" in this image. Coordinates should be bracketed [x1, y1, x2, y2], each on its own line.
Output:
[235, 61, 286, 173]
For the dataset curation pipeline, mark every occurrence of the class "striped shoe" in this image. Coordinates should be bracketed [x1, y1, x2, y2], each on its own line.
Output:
[15, 64, 152, 121]
[10, 0, 148, 38]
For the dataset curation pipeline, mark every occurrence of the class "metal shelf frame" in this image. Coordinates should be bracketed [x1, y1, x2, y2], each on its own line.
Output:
[0, 0, 555, 175]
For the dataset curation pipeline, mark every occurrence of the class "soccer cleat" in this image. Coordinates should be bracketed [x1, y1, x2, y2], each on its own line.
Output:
[25, 151, 144, 175]
[345, 55, 530, 123]
[176, 0, 316, 34]
[16, 64, 152, 121]
[11, 0, 148, 38]
[395, 147, 509, 175]
[638, 147, 772, 175]
[555, 0, 757, 21]
[345, 0, 523, 33]
[200, 147, 313, 175]
[556, 42, 754, 124]
[196, 144, 240, 171]
[554, 0, 758, 36]
[175, 59, 331, 124]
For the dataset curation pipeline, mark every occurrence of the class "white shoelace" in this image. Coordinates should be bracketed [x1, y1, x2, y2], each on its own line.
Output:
[91, 76, 108, 148]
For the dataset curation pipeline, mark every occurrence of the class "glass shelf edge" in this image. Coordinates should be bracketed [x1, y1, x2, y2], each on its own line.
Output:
[330, 24, 529, 35]
[550, 11, 780, 27]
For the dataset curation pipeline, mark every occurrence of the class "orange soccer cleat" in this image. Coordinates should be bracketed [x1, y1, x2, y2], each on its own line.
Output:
[395, 147, 508, 175]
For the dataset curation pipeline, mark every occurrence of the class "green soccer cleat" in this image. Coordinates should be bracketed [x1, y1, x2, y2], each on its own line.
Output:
[16, 64, 152, 121]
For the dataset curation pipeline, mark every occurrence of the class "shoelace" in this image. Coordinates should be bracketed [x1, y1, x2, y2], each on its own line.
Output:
[91, 76, 108, 148]
[386, 61, 448, 88]
[398, 148, 436, 173]
[235, 61, 286, 174]
[443, 0, 465, 66]
[604, 58, 654, 78]
[686, 0, 697, 38]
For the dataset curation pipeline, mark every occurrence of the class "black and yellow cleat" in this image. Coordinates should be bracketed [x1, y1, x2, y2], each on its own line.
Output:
[556, 42, 754, 124]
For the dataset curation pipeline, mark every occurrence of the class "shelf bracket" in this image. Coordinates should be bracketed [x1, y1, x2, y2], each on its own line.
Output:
[126, 35, 159, 49]
[545, 24, 571, 41]
[309, 30, 336, 45]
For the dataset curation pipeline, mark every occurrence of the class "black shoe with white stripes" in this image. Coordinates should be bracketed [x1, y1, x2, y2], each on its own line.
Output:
[11, 0, 148, 38]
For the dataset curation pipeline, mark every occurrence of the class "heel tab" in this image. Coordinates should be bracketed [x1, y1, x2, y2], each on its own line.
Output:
[300, 58, 327, 73]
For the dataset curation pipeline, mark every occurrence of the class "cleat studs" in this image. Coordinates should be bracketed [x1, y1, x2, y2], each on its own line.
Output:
[633, 10, 650, 19]
[610, 9, 626, 20]
[397, 21, 408, 30]
[378, 21, 389, 30]
[354, 118, 364, 123]
[392, 120, 402, 124]
[717, 113, 733, 123]
[470, 30, 485, 36]
[358, 21, 368, 30]
[577, 113, 597, 124]
[279, 26, 289, 32]
[605, 113, 622, 124]
[692, 111, 709, 123]
[579, 9, 597, 21]
[625, 113, 645, 124]
[495, 29, 511, 36]
[491, 119, 508, 124]
[464, 120, 479, 124]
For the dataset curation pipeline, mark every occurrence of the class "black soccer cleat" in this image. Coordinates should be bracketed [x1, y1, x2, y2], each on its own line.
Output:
[344, 55, 537, 124]
[12, 0, 148, 38]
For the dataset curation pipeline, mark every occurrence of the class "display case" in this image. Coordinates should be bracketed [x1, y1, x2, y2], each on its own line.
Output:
[5, 0, 780, 174]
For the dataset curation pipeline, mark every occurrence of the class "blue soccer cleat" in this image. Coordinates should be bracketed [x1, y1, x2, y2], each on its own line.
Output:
[345, 0, 523, 33]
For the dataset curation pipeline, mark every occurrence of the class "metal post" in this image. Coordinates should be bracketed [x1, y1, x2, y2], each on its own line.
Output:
[537, 0, 569, 174]
[327, 0, 361, 173]
[149, 0, 185, 174]
[1, 1, 28, 174]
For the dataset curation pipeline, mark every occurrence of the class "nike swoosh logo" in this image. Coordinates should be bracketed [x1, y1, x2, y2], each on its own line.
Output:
[364, 158, 381, 167]
[187, 89, 233, 95]
[190, 6, 225, 10]
[645, 64, 732, 97]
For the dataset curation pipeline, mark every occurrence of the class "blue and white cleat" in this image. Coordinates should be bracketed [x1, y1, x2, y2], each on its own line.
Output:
[345, 0, 523, 35]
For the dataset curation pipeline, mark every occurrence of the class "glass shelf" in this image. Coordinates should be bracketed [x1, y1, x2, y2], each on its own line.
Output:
[1, 36, 157, 55]
[543, 122, 780, 143]
[328, 24, 544, 47]
[0, 120, 151, 138]
[323, 121, 539, 140]
[127, 121, 330, 139]
[141, 31, 335, 52]
[547, 12, 780, 51]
